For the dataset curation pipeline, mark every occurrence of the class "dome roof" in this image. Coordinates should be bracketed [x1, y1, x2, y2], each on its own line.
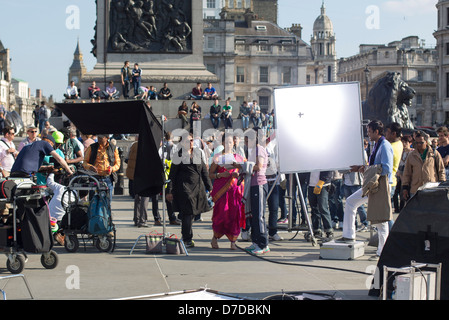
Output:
[313, 3, 333, 32]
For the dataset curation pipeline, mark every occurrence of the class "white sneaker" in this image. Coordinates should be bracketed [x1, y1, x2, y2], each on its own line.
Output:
[241, 231, 250, 241]
[269, 233, 284, 241]
[244, 243, 257, 252]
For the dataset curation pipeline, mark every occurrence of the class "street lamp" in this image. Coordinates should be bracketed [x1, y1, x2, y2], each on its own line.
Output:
[364, 64, 371, 100]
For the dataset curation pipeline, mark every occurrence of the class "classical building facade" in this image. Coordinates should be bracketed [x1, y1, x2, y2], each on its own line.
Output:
[0, 39, 52, 132]
[203, 0, 277, 23]
[434, 0, 449, 125]
[338, 36, 438, 127]
[0, 39, 13, 111]
[203, 2, 336, 111]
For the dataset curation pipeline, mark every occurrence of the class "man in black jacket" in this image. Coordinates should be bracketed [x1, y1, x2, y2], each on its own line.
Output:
[209, 99, 221, 129]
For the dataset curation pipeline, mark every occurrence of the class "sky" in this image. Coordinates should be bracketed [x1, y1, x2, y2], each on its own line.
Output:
[0, 0, 438, 101]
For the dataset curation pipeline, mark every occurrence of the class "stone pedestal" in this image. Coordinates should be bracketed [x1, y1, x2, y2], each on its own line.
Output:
[81, 0, 218, 99]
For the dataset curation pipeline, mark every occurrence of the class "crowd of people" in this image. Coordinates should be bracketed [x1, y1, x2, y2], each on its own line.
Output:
[55, 64, 449, 258]
[129, 119, 448, 259]
[10, 93, 449, 259]
[0, 115, 123, 245]
[177, 98, 275, 133]
[64, 62, 174, 102]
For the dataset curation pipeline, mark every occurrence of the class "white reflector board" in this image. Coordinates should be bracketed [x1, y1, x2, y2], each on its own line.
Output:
[274, 82, 365, 173]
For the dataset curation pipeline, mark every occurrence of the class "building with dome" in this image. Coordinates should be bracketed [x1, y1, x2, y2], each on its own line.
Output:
[203, 1, 335, 111]
[310, 2, 337, 83]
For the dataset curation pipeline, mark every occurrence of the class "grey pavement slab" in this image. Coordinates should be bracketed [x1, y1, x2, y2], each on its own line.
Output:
[0, 193, 380, 301]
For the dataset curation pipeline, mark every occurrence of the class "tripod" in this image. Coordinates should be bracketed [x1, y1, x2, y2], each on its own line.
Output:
[129, 115, 188, 255]
[267, 173, 317, 246]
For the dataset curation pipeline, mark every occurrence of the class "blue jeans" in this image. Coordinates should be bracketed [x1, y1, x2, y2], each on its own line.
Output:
[251, 116, 261, 128]
[241, 116, 249, 130]
[122, 80, 131, 98]
[39, 118, 48, 133]
[329, 179, 344, 222]
[91, 176, 113, 201]
[190, 94, 202, 100]
[308, 186, 333, 233]
[342, 184, 367, 227]
[286, 175, 308, 224]
[267, 181, 279, 237]
[223, 116, 233, 129]
[133, 79, 141, 96]
[210, 116, 220, 129]
[278, 186, 288, 220]
[250, 184, 268, 249]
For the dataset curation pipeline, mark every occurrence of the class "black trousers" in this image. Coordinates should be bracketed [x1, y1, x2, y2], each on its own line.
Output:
[181, 214, 194, 242]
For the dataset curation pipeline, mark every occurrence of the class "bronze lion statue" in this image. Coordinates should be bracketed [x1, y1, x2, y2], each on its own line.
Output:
[362, 71, 415, 129]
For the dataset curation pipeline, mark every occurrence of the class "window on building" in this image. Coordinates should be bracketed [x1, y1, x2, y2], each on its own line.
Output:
[259, 96, 269, 109]
[447, 73, 449, 98]
[259, 66, 269, 83]
[206, 64, 216, 74]
[447, 8, 449, 26]
[416, 94, 423, 105]
[228, 0, 234, 9]
[236, 0, 242, 8]
[236, 66, 245, 83]
[417, 71, 423, 82]
[327, 66, 332, 82]
[207, 0, 216, 9]
[207, 36, 215, 49]
[306, 74, 311, 85]
[282, 67, 291, 84]
[432, 94, 437, 105]
[446, 43, 449, 55]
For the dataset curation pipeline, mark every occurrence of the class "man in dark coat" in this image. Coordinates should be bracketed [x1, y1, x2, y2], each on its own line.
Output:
[166, 134, 212, 248]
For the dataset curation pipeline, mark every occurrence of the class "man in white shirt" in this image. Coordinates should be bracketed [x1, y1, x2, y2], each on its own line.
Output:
[0, 126, 18, 177]
[64, 81, 79, 99]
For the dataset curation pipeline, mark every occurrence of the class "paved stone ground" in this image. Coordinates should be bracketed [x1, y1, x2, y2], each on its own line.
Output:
[0, 189, 383, 301]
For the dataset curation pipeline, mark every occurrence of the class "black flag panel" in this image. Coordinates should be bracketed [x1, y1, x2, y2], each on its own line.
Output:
[56, 100, 164, 196]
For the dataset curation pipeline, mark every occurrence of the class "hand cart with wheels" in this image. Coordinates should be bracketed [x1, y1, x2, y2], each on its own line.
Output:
[59, 174, 116, 253]
[0, 178, 58, 274]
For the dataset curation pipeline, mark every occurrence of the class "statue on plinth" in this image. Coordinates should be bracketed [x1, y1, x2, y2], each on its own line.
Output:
[363, 72, 415, 130]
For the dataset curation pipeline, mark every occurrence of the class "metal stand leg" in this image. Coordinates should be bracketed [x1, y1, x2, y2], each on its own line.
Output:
[295, 173, 317, 246]
[0, 274, 34, 300]
[129, 234, 146, 255]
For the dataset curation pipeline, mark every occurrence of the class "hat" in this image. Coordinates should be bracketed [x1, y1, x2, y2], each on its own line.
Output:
[52, 131, 64, 144]
[42, 135, 55, 145]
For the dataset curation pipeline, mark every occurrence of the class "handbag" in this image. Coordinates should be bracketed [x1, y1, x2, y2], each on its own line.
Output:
[191, 113, 201, 121]
[145, 231, 163, 254]
[165, 234, 186, 255]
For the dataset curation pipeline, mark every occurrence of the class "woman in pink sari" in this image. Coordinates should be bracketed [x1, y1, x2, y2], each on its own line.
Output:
[209, 135, 245, 250]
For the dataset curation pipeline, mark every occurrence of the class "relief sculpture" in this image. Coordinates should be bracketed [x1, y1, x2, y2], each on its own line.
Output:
[108, 0, 192, 53]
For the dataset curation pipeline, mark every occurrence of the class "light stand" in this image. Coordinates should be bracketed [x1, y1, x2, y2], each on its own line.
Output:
[160, 114, 188, 255]
[129, 115, 188, 255]
[286, 173, 317, 246]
